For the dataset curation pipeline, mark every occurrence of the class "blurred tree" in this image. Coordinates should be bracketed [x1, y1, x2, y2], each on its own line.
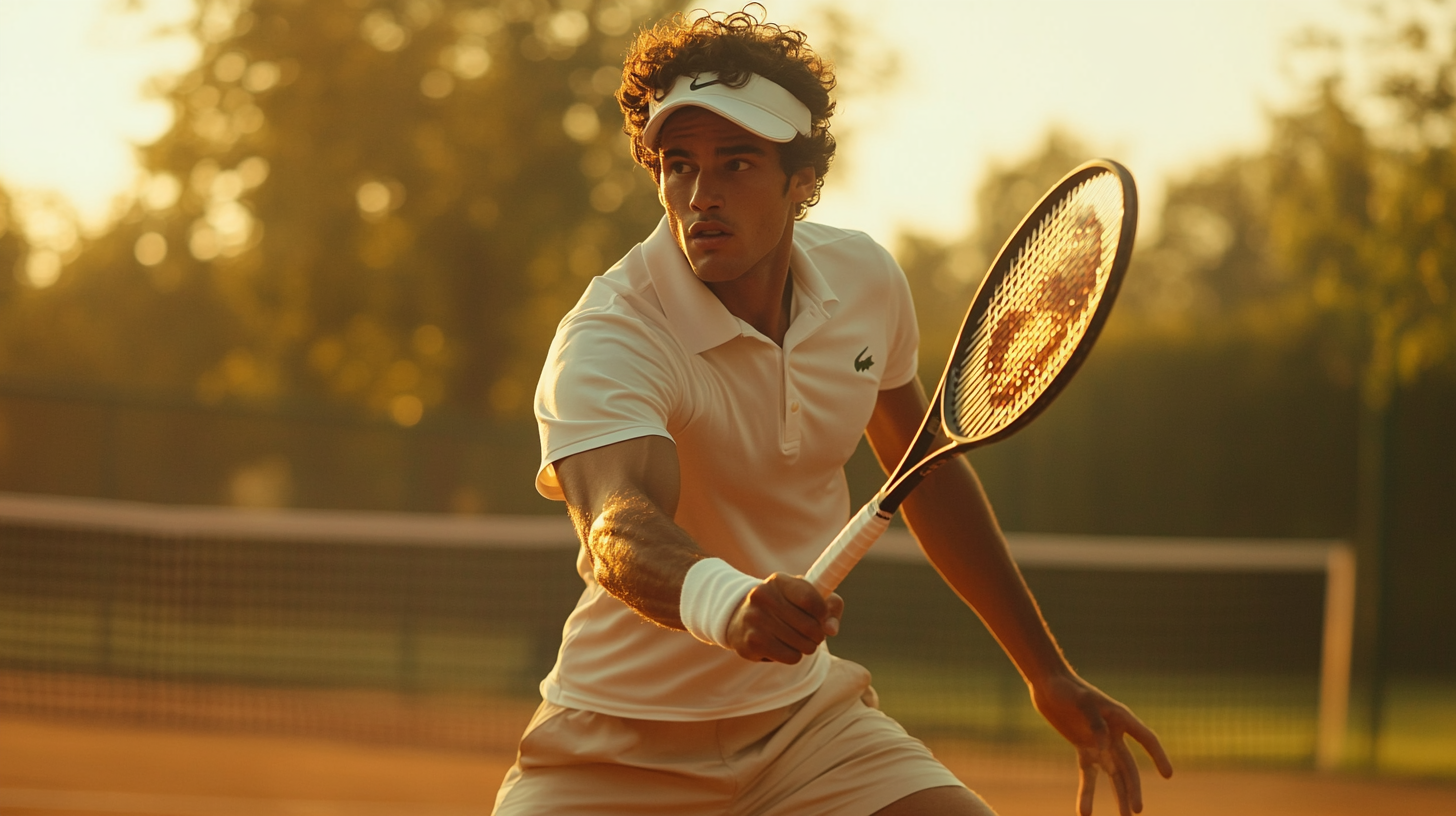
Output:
[890, 4, 1456, 762]
[1121, 155, 1278, 339]
[0, 1, 916, 510]
[966, 129, 1092, 272]
[1260, 0, 1456, 764]
[1122, 0, 1456, 762]
[0, 187, 25, 304]
[892, 230, 962, 383]
[0, 0, 668, 424]
[896, 129, 1092, 382]
[1134, 0, 1456, 395]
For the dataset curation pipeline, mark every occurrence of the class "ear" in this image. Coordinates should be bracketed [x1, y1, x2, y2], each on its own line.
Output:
[787, 166, 816, 204]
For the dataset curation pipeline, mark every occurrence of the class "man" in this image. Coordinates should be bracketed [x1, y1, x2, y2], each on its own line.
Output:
[495, 10, 1172, 816]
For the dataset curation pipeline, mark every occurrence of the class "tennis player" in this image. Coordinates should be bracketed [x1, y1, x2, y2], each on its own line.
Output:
[495, 9, 1172, 816]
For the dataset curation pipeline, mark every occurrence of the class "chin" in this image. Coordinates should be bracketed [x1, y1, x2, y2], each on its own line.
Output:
[687, 257, 745, 284]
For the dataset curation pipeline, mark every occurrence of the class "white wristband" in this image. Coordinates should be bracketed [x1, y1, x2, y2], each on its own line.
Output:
[680, 558, 760, 649]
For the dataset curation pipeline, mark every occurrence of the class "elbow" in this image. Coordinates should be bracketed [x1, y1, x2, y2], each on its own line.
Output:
[590, 547, 629, 598]
[586, 514, 633, 598]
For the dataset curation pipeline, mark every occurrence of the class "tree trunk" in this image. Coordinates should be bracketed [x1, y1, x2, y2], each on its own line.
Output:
[1351, 383, 1394, 768]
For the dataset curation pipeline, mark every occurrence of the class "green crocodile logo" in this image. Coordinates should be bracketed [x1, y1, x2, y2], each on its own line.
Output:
[854, 347, 874, 372]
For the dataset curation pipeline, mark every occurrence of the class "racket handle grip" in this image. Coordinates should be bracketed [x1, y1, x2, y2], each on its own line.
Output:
[805, 497, 893, 597]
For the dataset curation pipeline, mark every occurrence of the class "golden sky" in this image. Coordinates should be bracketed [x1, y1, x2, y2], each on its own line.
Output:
[0, 0, 195, 244]
[738, 0, 1350, 240]
[0, 0, 1351, 255]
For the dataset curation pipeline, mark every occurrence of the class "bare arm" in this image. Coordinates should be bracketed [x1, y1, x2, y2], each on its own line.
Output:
[554, 435, 843, 663]
[556, 435, 699, 626]
[866, 379, 1173, 816]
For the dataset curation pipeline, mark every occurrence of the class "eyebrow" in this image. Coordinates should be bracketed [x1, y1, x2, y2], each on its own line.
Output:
[660, 143, 769, 160]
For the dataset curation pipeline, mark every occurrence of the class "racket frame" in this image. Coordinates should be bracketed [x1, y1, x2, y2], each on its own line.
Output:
[806, 159, 1138, 595]
[868, 159, 1137, 518]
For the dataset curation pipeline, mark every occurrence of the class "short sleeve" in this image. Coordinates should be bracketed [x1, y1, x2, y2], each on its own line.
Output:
[877, 248, 920, 391]
[534, 308, 681, 500]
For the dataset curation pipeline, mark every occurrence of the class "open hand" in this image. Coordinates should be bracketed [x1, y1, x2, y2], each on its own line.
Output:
[725, 573, 843, 664]
[1031, 672, 1173, 816]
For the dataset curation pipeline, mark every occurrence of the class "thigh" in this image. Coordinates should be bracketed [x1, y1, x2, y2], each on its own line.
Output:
[738, 658, 985, 816]
[872, 785, 999, 816]
[492, 701, 734, 816]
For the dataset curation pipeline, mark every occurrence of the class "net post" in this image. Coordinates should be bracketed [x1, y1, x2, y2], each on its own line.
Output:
[1316, 542, 1356, 771]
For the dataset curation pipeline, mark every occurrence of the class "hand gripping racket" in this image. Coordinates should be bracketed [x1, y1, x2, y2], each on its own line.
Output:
[805, 159, 1138, 596]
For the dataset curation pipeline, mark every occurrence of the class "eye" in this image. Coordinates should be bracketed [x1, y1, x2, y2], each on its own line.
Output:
[726, 158, 750, 171]
[667, 160, 695, 175]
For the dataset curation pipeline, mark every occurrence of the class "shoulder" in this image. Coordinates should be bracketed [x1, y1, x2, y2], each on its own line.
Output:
[553, 247, 673, 349]
[793, 220, 888, 255]
[541, 263, 688, 420]
[795, 221, 900, 275]
[792, 220, 905, 303]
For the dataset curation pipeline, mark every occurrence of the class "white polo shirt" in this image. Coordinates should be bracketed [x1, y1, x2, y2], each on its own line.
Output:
[533, 217, 918, 721]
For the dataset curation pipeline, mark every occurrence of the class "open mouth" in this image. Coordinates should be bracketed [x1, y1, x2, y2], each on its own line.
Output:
[688, 222, 731, 240]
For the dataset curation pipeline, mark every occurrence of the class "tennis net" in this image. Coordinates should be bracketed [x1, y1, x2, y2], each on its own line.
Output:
[0, 491, 1351, 767]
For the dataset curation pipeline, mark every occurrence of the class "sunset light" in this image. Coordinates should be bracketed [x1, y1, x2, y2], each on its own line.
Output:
[0, 2, 1452, 814]
[0, 1, 1347, 256]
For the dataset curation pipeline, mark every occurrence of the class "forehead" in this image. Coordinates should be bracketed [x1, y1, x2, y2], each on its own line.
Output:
[656, 107, 775, 153]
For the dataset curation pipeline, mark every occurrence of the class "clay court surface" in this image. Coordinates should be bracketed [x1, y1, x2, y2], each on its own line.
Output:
[4, 715, 1456, 816]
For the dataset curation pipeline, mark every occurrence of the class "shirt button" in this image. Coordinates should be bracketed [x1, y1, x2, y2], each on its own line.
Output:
[790, 401, 801, 413]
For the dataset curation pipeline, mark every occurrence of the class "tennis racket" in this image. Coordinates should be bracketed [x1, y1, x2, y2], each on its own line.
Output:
[805, 159, 1138, 596]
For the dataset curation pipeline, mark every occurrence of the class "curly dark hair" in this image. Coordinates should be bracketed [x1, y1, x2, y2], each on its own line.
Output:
[617, 7, 837, 218]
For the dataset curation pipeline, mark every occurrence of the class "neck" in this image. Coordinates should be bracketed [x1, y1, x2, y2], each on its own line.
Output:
[705, 221, 795, 346]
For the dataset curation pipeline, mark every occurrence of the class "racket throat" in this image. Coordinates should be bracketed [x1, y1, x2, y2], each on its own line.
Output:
[880, 447, 961, 516]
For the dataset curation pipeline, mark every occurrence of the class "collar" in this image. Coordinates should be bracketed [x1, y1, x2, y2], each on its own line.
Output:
[642, 218, 839, 355]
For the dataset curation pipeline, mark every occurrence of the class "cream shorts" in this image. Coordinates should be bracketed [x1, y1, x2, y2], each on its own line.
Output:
[492, 656, 988, 816]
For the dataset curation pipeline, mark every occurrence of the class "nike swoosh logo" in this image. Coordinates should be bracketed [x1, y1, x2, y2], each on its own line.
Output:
[689, 76, 724, 91]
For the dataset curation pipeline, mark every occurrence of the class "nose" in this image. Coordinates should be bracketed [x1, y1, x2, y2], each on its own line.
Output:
[689, 170, 723, 212]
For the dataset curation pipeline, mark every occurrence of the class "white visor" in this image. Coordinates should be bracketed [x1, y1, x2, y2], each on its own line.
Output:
[642, 72, 813, 147]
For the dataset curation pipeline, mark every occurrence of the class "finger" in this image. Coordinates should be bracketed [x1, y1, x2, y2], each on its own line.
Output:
[761, 577, 826, 629]
[769, 598, 830, 651]
[739, 632, 800, 664]
[1105, 751, 1131, 816]
[1113, 737, 1143, 814]
[732, 596, 818, 661]
[741, 599, 821, 655]
[773, 627, 820, 657]
[824, 592, 844, 635]
[1077, 754, 1096, 816]
[756, 642, 804, 664]
[1123, 716, 1174, 779]
[738, 625, 807, 664]
[775, 573, 829, 619]
[764, 608, 823, 654]
[747, 582, 825, 645]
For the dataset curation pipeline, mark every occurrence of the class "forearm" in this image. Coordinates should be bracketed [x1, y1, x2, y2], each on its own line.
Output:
[583, 490, 706, 629]
[555, 436, 714, 631]
[907, 463, 1177, 816]
[556, 437, 835, 662]
[900, 457, 1075, 688]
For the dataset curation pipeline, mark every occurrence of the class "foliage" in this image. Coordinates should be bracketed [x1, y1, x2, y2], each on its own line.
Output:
[1122, 155, 1277, 340]
[0, 0, 669, 423]
[1264, 83, 1455, 409]
[896, 129, 1092, 383]
[1005, 1, 1456, 408]
[1147, 0, 1456, 403]
[0, 188, 24, 305]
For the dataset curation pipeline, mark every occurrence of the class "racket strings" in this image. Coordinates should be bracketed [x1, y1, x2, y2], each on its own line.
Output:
[947, 172, 1125, 440]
